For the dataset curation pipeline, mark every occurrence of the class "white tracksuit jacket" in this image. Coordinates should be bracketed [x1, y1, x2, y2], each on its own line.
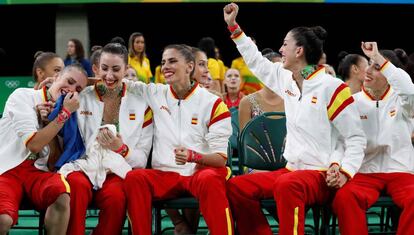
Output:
[233, 33, 366, 177]
[355, 61, 414, 173]
[76, 83, 153, 169]
[125, 80, 232, 176]
[0, 87, 51, 174]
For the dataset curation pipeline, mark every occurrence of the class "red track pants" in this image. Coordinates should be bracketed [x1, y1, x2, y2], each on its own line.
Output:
[124, 167, 233, 235]
[227, 168, 333, 235]
[0, 160, 69, 225]
[332, 173, 414, 235]
[66, 171, 126, 235]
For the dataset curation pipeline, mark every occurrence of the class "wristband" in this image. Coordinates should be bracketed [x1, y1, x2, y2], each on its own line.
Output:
[61, 107, 71, 116]
[227, 24, 239, 33]
[114, 144, 125, 153]
[115, 144, 129, 158]
[186, 149, 203, 163]
[56, 108, 70, 124]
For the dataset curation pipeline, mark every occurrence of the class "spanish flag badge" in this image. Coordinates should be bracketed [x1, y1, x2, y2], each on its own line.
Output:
[129, 110, 136, 120]
[191, 115, 198, 125]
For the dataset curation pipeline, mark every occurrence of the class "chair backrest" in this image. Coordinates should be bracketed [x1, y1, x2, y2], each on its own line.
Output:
[229, 107, 239, 150]
[226, 139, 234, 179]
[238, 112, 287, 172]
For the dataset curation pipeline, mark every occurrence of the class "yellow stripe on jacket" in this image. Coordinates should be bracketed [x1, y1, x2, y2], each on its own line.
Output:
[208, 98, 231, 127]
[327, 84, 354, 121]
[143, 107, 153, 128]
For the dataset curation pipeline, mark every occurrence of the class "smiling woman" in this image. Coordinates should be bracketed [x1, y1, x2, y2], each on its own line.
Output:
[223, 3, 367, 235]
[63, 42, 154, 235]
[0, 63, 88, 235]
[122, 44, 234, 235]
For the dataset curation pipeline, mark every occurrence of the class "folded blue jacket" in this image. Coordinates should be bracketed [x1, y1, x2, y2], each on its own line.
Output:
[48, 95, 85, 169]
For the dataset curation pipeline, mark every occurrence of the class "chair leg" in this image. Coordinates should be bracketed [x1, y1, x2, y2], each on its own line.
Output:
[128, 219, 132, 235]
[389, 206, 401, 232]
[39, 210, 45, 235]
[330, 214, 337, 235]
[320, 207, 332, 235]
[312, 207, 320, 235]
[153, 207, 162, 235]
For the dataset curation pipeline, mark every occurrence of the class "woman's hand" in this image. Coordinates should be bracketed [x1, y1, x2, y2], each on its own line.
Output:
[36, 101, 54, 123]
[97, 128, 123, 151]
[361, 41, 386, 65]
[63, 92, 80, 113]
[174, 146, 189, 165]
[326, 164, 348, 188]
[223, 3, 239, 27]
[36, 76, 56, 90]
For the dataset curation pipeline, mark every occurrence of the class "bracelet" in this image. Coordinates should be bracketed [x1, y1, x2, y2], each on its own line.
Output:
[56, 108, 70, 124]
[115, 144, 129, 158]
[114, 144, 125, 153]
[227, 24, 239, 33]
[61, 107, 71, 116]
[121, 145, 129, 158]
[186, 149, 203, 163]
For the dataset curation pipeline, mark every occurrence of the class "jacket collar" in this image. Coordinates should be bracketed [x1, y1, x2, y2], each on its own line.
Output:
[170, 82, 198, 100]
[361, 85, 391, 101]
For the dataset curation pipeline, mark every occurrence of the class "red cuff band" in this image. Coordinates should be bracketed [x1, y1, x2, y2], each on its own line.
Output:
[114, 144, 125, 153]
[379, 60, 389, 71]
[114, 144, 129, 158]
[186, 149, 203, 163]
[230, 31, 243, 39]
[122, 145, 129, 158]
[57, 108, 71, 124]
[61, 107, 71, 116]
[227, 24, 239, 33]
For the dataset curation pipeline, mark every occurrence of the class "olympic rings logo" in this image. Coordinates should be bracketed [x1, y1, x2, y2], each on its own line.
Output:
[4, 80, 20, 89]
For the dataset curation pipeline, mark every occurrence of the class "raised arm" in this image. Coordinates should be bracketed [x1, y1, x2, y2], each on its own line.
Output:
[223, 3, 290, 98]
[362, 41, 414, 116]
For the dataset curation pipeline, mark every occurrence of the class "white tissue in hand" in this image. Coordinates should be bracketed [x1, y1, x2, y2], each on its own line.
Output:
[99, 124, 117, 135]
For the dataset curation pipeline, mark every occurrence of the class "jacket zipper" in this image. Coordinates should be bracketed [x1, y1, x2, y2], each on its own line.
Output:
[178, 99, 182, 145]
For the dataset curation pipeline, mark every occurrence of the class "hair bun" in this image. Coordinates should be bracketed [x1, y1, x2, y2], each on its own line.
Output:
[311, 26, 327, 41]
[337, 51, 349, 62]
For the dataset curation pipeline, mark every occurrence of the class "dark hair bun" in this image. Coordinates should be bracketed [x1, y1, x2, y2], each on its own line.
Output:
[338, 51, 349, 62]
[311, 26, 328, 41]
